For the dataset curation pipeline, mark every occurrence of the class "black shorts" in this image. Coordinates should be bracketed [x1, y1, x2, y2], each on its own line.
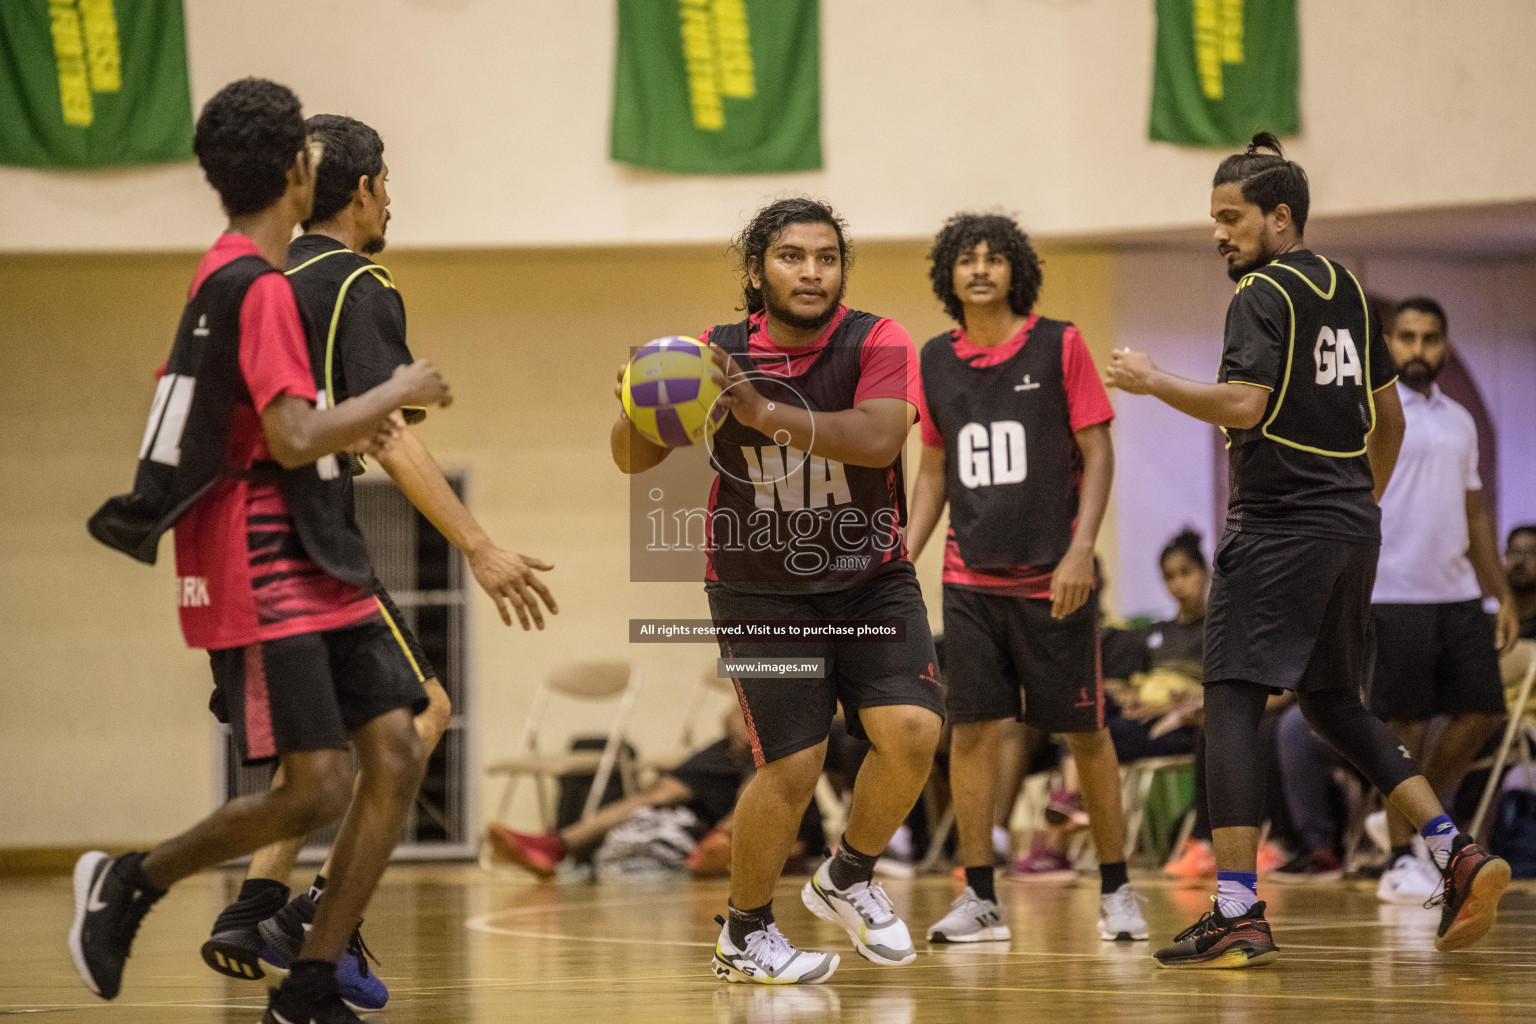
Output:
[209, 612, 429, 766]
[1367, 601, 1505, 721]
[1205, 530, 1376, 693]
[373, 583, 436, 683]
[941, 585, 1105, 733]
[705, 567, 945, 766]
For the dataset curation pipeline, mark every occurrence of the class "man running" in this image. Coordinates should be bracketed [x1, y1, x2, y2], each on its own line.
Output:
[199, 113, 557, 1011]
[74, 78, 450, 1024]
[1106, 133, 1510, 968]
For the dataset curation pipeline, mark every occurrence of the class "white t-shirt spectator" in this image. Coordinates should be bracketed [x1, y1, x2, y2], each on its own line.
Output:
[1372, 381, 1483, 604]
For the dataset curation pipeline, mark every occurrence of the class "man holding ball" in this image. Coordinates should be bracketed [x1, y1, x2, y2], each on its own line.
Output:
[610, 198, 943, 985]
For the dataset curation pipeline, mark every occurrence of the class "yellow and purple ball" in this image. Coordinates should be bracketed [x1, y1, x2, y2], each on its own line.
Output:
[621, 336, 727, 448]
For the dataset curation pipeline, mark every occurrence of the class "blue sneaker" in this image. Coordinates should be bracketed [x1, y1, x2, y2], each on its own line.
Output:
[336, 928, 387, 1011]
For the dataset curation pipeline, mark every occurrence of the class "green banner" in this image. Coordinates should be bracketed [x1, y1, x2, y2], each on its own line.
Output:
[611, 0, 820, 175]
[1149, 0, 1298, 147]
[0, 0, 193, 167]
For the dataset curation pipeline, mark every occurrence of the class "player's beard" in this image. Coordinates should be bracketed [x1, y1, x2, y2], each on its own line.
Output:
[1226, 246, 1269, 282]
[762, 276, 844, 331]
[1397, 357, 1442, 388]
[1224, 230, 1282, 282]
[362, 211, 390, 257]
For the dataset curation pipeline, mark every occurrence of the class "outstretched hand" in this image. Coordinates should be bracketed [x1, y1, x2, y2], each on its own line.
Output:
[469, 544, 558, 630]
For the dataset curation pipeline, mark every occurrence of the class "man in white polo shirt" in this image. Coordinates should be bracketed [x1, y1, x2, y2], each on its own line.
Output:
[1370, 296, 1520, 904]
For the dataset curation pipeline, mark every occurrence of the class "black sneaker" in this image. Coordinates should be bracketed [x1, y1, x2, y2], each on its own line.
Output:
[262, 965, 362, 1024]
[68, 850, 163, 999]
[259, 892, 318, 970]
[1433, 834, 1511, 952]
[201, 883, 290, 980]
[1270, 845, 1343, 884]
[1152, 900, 1279, 969]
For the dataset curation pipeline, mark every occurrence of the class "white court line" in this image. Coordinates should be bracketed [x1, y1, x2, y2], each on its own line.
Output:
[465, 910, 714, 947]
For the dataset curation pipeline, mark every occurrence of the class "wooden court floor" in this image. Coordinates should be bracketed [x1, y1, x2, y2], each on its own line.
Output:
[4, 865, 1536, 1022]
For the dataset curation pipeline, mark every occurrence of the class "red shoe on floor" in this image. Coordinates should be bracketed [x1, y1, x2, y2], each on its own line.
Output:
[1005, 836, 1075, 882]
[1164, 838, 1216, 881]
[1256, 841, 1287, 877]
[486, 825, 565, 879]
[688, 828, 733, 878]
[1044, 789, 1090, 828]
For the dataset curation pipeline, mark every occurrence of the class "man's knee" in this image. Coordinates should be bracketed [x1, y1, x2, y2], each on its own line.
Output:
[414, 678, 453, 752]
[867, 706, 942, 762]
[1062, 726, 1113, 760]
[277, 752, 353, 833]
[757, 743, 827, 797]
[950, 719, 999, 758]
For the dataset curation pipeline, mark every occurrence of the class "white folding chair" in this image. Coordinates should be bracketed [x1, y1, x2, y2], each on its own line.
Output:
[483, 661, 644, 833]
[1119, 754, 1195, 861]
[1470, 639, 1536, 843]
[639, 666, 738, 778]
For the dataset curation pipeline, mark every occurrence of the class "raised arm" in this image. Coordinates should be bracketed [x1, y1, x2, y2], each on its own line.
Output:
[1103, 350, 1268, 429]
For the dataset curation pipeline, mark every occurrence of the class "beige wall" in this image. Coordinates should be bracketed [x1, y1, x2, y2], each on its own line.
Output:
[0, 239, 1118, 847]
[3, 0, 1535, 251]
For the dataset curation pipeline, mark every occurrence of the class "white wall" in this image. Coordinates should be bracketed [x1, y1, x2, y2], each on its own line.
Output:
[3, 0, 1535, 252]
[1112, 248, 1536, 620]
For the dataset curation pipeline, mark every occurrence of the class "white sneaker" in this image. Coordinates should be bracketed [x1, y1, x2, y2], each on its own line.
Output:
[711, 918, 839, 985]
[801, 861, 916, 965]
[1098, 883, 1150, 941]
[1376, 854, 1443, 906]
[925, 886, 1010, 943]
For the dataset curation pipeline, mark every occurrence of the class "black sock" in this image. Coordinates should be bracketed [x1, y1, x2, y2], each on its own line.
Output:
[286, 958, 338, 994]
[827, 837, 880, 890]
[307, 874, 326, 903]
[727, 900, 774, 947]
[1099, 860, 1129, 894]
[239, 878, 290, 904]
[1390, 844, 1412, 864]
[119, 851, 167, 899]
[965, 865, 997, 903]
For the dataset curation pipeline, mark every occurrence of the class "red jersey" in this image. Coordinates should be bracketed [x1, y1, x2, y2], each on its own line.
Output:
[914, 313, 1113, 597]
[172, 234, 379, 650]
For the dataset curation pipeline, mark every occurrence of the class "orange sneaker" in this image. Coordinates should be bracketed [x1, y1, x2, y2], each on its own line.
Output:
[486, 825, 564, 879]
[688, 827, 733, 878]
[1256, 841, 1286, 877]
[1164, 838, 1216, 881]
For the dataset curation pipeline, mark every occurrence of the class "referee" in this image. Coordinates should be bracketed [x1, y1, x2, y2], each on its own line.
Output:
[1106, 133, 1509, 968]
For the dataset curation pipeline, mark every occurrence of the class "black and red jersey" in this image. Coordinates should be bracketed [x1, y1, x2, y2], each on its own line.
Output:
[701, 307, 921, 595]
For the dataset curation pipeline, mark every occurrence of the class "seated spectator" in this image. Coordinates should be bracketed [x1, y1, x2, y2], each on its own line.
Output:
[1508, 525, 1536, 640]
[487, 708, 823, 879]
[1270, 704, 1350, 882]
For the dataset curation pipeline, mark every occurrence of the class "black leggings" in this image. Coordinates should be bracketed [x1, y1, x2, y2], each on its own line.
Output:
[1204, 681, 1419, 831]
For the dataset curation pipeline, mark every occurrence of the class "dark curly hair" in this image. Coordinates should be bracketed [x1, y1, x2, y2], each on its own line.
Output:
[927, 213, 1043, 325]
[303, 114, 385, 229]
[733, 197, 851, 315]
[194, 78, 306, 217]
[1212, 131, 1310, 233]
[1160, 528, 1207, 574]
